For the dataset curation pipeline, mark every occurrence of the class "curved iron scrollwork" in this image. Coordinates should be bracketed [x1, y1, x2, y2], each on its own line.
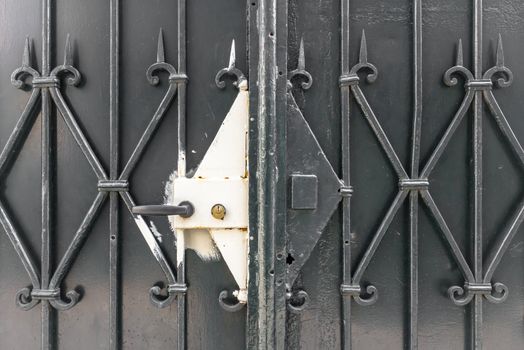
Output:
[440, 35, 517, 307]
[288, 38, 313, 91]
[215, 39, 247, 90]
[337, 30, 519, 313]
[285, 37, 343, 313]
[218, 289, 246, 313]
[286, 289, 309, 313]
[119, 28, 184, 309]
[213, 40, 248, 313]
[2, 34, 108, 313]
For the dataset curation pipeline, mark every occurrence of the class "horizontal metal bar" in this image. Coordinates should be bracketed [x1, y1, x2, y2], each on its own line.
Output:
[131, 202, 194, 218]
[98, 180, 129, 192]
[339, 74, 359, 86]
[31, 289, 60, 300]
[465, 283, 492, 293]
[32, 77, 59, 88]
[466, 79, 492, 90]
[399, 179, 429, 191]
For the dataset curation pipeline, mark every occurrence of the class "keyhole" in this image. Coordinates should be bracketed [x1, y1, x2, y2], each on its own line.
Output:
[211, 204, 226, 220]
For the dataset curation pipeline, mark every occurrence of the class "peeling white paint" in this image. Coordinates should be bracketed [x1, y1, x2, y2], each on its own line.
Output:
[184, 229, 221, 261]
[166, 87, 250, 300]
[209, 228, 248, 290]
[150, 221, 162, 243]
[134, 217, 165, 262]
[164, 171, 177, 206]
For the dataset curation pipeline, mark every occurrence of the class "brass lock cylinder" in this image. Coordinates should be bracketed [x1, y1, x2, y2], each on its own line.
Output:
[211, 204, 226, 220]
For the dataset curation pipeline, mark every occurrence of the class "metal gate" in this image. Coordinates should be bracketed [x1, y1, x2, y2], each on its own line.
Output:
[1, 0, 523, 349]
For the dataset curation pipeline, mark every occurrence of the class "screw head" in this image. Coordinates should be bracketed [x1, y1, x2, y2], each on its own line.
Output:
[211, 204, 226, 220]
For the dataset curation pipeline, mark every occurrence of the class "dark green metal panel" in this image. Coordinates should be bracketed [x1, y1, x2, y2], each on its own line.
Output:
[285, 0, 524, 349]
[0, 0, 246, 349]
[1, 0, 524, 349]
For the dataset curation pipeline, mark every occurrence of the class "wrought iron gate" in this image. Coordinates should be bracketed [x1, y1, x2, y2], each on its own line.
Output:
[1, 0, 523, 349]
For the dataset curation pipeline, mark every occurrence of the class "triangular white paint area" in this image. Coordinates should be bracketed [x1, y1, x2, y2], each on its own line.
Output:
[209, 229, 248, 291]
[170, 88, 249, 296]
[194, 90, 248, 178]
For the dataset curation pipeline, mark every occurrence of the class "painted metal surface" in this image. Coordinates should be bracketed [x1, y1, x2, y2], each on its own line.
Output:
[285, 0, 524, 349]
[0, 0, 246, 349]
[1, 0, 524, 349]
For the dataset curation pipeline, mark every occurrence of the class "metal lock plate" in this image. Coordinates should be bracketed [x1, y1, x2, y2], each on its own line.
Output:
[170, 177, 248, 229]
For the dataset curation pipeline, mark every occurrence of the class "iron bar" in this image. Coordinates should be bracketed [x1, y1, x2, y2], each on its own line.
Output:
[483, 90, 524, 163]
[420, 92, 475, 178]
[482, 75, 524, 284]
[0, 199, 41, 288]
[117, 28, 180, 311]
[409, 2, 423, 347]
[340, 0, 351, 347]
[49, 88, 107, 180]
[252, 0, 287, 347]
[247, 0, 262, 347]
[119, 83, 177, 180]
[275, 0, 288, 346]
[177, 0, 187, 178]
[119, 192, 178, 292]
[352, 190, 408, 283]
[41, 0, 54, 347]
[472, 1, 484, 348]
[419, 191, 475, 283]
[48, 193, 108, 290]
[0, 90, 41, 176]
[109, 0, 120, 348]
[483, 199, 524, 283]
[350, 85, 409, 180]
[177, 0, 187, 347]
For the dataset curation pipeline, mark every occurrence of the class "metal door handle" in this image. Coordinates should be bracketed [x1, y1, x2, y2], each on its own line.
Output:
[132, 201, 194, 218]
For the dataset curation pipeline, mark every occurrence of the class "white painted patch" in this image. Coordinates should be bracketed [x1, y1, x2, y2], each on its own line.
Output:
[170, 177, 248, 229]
[184, 229, 221, 261]
[164, 171, 177, 207]
[134, 217, 165, 262]
[193, 90, 248, 178]
[149, 221, 162, 243]
[167, 173, 221, 259]
[166, 88, 250, 301]
[209, 228, 248, 290]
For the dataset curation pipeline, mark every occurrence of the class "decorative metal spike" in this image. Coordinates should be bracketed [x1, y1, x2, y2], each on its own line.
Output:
[457, 39, 464, 66]
[496, 33, 504, 67]
[298, 37, 306, 71]
[22, 36, 31, 67]
[359, 30, 368, 64]
[228, 39, 236, 69]
[157, 28, 165, 63]
[64, 34, 73, 66]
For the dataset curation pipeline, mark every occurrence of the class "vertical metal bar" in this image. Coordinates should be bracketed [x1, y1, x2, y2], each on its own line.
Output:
[252, 0, 287, 348]
[340, 0, 352, 349]
[247, 0, 261, 348]
[472, 1, 483, 349]
[41, 0, 54, 348]
[274, 0, 288, 347]
[177, 0, 187, 178]
[177, 0, 187, 348]
[409, 1, 423, 349]
[109, 0, 120, 349]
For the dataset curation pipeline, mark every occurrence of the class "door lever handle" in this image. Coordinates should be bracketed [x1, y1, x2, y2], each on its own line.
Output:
[132, 201, 194, 218]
